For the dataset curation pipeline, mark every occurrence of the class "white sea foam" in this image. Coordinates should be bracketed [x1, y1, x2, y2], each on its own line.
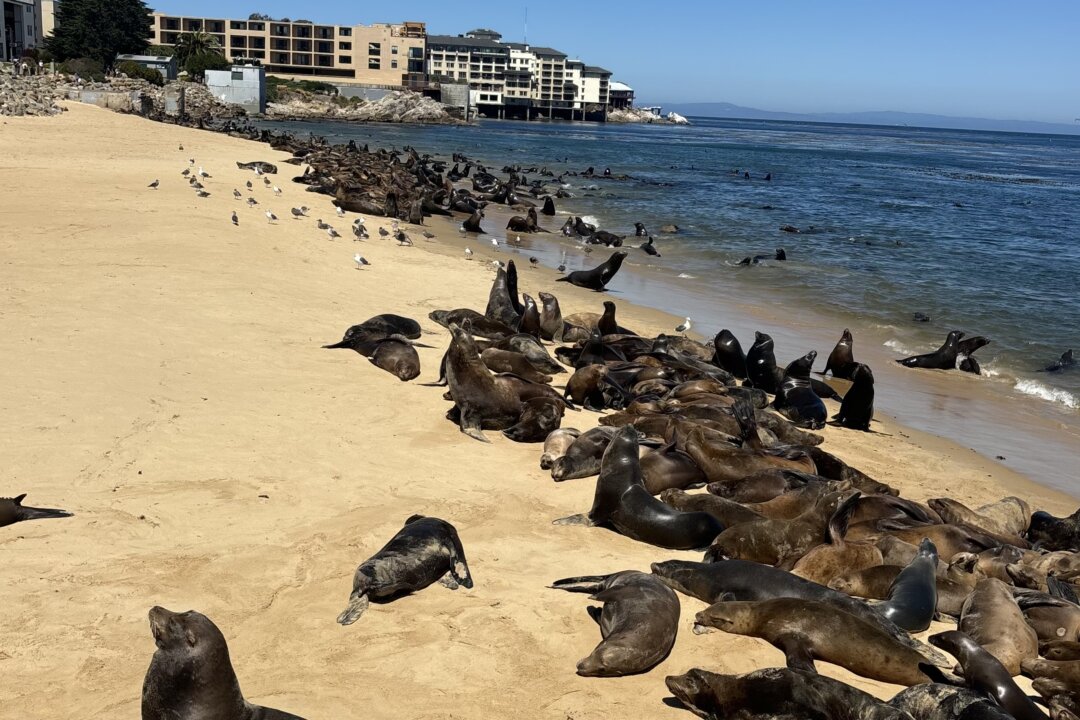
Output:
[579, 214, 601, 227]
[1014, 379, 1080, 410]
[677, 273, 696, 279]
[883, 339, 914, 355]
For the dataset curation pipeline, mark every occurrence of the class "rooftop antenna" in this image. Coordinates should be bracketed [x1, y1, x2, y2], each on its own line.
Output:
[524, 7, 528, 48]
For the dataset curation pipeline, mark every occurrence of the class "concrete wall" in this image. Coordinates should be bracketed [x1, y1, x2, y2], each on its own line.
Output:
[205, 66, 266, 114]
[440, 83, 470, 117]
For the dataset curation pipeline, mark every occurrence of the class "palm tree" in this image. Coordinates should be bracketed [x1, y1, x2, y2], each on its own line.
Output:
[173, 31, 222, 68]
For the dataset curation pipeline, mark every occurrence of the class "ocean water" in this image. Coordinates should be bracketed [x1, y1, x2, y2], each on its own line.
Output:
[255, 116, 1080, 491]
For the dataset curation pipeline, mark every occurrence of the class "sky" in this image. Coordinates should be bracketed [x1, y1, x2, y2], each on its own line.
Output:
[152, 1, 1080, 124]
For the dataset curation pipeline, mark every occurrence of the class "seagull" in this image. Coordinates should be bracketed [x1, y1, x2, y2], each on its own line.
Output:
[327, 227, 341, 240]
[557, 264, 566, 272]
[191, 180, 204, 190]
[181, 168, 191, 177]
[189, 158, 195, 165]
[464, 247, 473, 260]
[529, 257, 539, 268]
[675, 317, 692, 335]
[353, 216, 366, 225]
[273, 186, 281, 195]
[422, 230, 435, 240]
[246, 180, 253, 190]
[336, 206, 345, 217]
[378, 227, 389, 238]
[317, 219, 330, 230]
[196, 189, 210, 198]
[265, 210, 277, 223]
[247, 197, 258, 207]
[198, 166, 210, 178]
[354, 253, 369, 269]
[233, 189, 242, 199]
[263, 177, 271, 187]
[396, 230, 412, 246]
[231, 211, 238, 226]
[254, 166, 263, 176]
[514, 235, 522, 245]
[148, 179, 159, 189]
[352, 224, 368, 240]
[491, 238, 500, 251]
[179, 144, 184, 151]
[291, 207, 307, 219]
[458, 224, 467, 236]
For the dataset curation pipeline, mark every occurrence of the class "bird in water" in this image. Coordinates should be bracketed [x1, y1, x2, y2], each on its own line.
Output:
[675, 317, 692, 335]
[231, 211, 238, 226]
[491, 238, 500, 251]
[464, 247, 473, 260]
[148, 179, 159, 189]
[582, 246, 593, 255]
[458, 223, 467, 236]
[353, 253, 369, 269]
[514, 235, 522, 245]
[327, 227, 341, 240]
[265, 210, 278, 223]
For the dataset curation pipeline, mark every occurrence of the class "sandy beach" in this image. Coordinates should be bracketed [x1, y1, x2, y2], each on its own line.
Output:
[0, 103, 1075, 718]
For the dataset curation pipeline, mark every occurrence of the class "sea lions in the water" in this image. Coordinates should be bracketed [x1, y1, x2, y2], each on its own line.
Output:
[773, 350, 828, 429]
[875, 537, 939, 632]
[667, 667, 909, 720]
[897, 330, 965, 370]
[639, 236, 661, 257]
[1042, 349, 1075, 373]
[0, 493, 73, 527]
[694, 598, 945, 685]
[550, 571, 679, 676]
[142, 606, 305, 720]
[336, 515, 472, 625]
[712, 330, 748, 380]
[745, 331, 781, 393]
[932, 630, 1047, 720]
[835, 362, 875, 431]
[556, 251, 628, 291]
[541, 196, 556, 216]
[959, 577, 1038, 675]
[823, 328, 857, 379]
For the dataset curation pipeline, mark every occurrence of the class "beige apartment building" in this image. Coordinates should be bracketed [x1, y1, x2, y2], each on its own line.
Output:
[150, 13, 426, 87]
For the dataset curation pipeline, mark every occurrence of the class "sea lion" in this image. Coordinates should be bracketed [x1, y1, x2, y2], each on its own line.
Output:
[773, 350, 828, 429]
[829, 565, 972, 618]
[492, 334, 565, 375]
[597, 301, 623, 336]
[1042, 350, 1075, 373]
[1041, 640, 1080, 661]
[875, 538, 939, 632]
[639, 236, 660, 257]
[897, 330, 965, 369]
[824, 329, 858, 379]
[959, 356, 981, 375]
[502, 396, 565, 443]
[889, 683, 1015, 720]
[928, 496, 1030, 539]
[712, 330, 748, 380]
[564, 364, 616, 410]
[835, 362, 876, 430]
[551, 426, 618, 481]
[667, 667, 909, 720]
[322, 314, 424, 353]
[336, 515, 472, 625]
[932, 631, 1047, 720]
[660, 488, 764, 528]
[556, 251, 628, 291]
[694, 598, 944, 685]
[369, 338, 421, 381]
[960, 577, 1038, 675]
[1016, 592, 1080, 644]
[142, 606, 305, 720]
[540, 428, 580, 470]
[485, 263, 522, 328]
[0, 494, 73, 527]
[445, 323, 523, 442]
[462, 209, 485, 233]
[550, 571, 679, 677]
[428, 309, 515, 340]
[791, 492, 882, 586]
[480, 348, 552, 384]
[745, 331, 781, 393]
[537, 291, 564, 342]
[235, 161, 277, 174]
[641, 445, 707, 495]
[707, 469, 820, 504]
[1026, 509, 1080, 552]
[541, 196, 556, 216]
[957, 336, 992, 357]
[517, 294, 543, 339]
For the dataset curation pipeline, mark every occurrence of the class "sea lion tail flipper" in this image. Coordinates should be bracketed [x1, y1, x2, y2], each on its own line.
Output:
[552, 513, 593, 526]
[731, 398, 758, 444]
[1048, 575, 1079, 604]
[549, 575, 613, 593]
[447, 530, 474, 589]
[336, 593, 370, 625]
[322, 340, 350, 349]
[776, 634, 817, 674]
[826, 491, 862, 544]
[12, 495, 73, 521]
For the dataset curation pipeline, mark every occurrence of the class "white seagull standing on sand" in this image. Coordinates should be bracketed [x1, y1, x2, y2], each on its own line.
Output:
[336, 206, 345, 217]
[198, 166, 210, 178]
[354, 253, 369, 269]
[676, 317, 692, 335]
[464, 247, 473, 260]
[266, 210, 278, 224]
[273, 186, 282, 195]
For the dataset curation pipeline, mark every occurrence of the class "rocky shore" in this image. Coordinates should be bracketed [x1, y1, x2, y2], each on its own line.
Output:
[608, 107, 691, 125]
[0, 67, 65, 117]
[267, 89, 462, 124]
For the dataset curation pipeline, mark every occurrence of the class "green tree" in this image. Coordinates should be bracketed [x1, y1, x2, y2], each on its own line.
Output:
[184, 52, 230, 81]
[44, 0, 152, 67]
[173, 31, 230, 80]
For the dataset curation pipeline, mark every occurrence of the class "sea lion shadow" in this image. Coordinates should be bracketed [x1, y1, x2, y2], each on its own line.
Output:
[661, 697, 686, 710]
[826, 420, 891, 437]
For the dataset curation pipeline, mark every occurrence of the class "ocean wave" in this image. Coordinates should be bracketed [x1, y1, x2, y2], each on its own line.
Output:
[883, 339, 914, 355]
[579, 214, 601, 227]
[677, 273, 697, 279]
[1013, 379, 1079, 410]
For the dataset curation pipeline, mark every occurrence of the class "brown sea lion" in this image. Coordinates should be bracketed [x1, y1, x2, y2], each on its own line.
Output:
[792, 492, 883, 586]
[517, 294, 543, 339]
[368, 338, 421, 381]
[537, 291, 564, 342]
[929, 496, 1030, 545]
[564, 364, 613, 410]
[706, 469, 821, 504]
[480, 348, 552, 384]
[502, 396, 565, 443]
[960, 577, 1039, 675]
[445, 323, 523, 442]
[823, 328, 858, 379]
[1016, 592, 1080, 643]
[641, 444, 707, 495]
[659, 488, 763, 528]
[744, 480, 843, 520]
[829, 565, 973, 618]
[540, 428, 580, 470]
[551, 426, 618, 481]
[1041, 640, 1080, 661]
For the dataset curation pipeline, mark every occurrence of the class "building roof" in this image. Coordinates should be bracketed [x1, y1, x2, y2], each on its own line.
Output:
[583, 65, 612, 76]
[529, 46, 567, 58]
[609, 80, 633, 92]
[427, 34, 506, 50]
[117, 54, 176, 64]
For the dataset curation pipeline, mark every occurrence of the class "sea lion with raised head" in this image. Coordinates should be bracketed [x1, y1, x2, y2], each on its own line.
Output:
[0, 494, 73, 528]
[541, 196, 556, 216]
[712, 329, 748, 380]
[829, 564, 973, 618]
[694, 598, 945, 685]
[462, 209, 485, 233]
[745, 331, 781, 393]
[874, 537, 939, 633]
[537, 291, 564, 342]
[897, 330, 965, 369]
[824, 329, 858, 379]
[550, 571, 679, 677]
[142, 606, 305, 719]
[774, 350, 828, 429]
[485, 263, 522, 328]
[517, 294, 543, 339]
[556, 251, 628, 291]
[960, 577, 1038, 675]
[835, 362, 876, 431]
[337, 515, 472, 625]
[932, 631, 1047, 720]
[540, 428, 580, 470]
[445, 323, 523, 441]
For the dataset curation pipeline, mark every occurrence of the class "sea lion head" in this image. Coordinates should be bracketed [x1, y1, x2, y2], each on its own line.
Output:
[850, 363, 874, 384]
[916, 537, 939, 561]
[665, 668, 724, 713]
[149, 606, 223, 656]
[783, 350, 817, 379]
[929, 629, 976, 657]
[695, 601, 755, 633]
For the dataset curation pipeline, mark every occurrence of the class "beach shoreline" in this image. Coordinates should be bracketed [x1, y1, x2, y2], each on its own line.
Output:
[0, 103, 1074, 718]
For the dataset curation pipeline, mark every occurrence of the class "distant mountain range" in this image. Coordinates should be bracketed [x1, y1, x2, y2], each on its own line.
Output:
[661, 102, 1080, 136]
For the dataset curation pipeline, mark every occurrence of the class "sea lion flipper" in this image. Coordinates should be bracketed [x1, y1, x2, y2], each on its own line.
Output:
[336, 593, 370, 625]
[438, 573, 460, 590]
[447, 530, 474, 589]
[776, 634, 817, 674]
[550, 575, 613, 593]
[586, 606, 602, 624]
[552, 513, 593, 526]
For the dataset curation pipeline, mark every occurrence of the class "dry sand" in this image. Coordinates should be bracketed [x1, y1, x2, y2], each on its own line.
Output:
[0, 103, 1074, 718]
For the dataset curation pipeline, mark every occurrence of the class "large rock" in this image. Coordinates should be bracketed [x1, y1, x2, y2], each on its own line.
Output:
[607, 107, 690, 125]
[0, 67, 65, 117]
[267, 89, 460, 124]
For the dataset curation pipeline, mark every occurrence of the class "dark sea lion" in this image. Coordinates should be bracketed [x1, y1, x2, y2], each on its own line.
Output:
[774, 350, 828, 429]
[493, 334, 565, 375]
[960, 577, 1038, 675]
[428, 309, 516, 340]
[634, 222, 648, 237]
[957, 336, 992, 357]
[369, 338, 421, 381]
[597, 301, 622, 336]
[336, 515, 472, 625]
[791, 492, 882, 586]
[889, 683, 1015, 720]
[932, 631, 1047, 720]
[712, 329, 748, 380]
[537, 291, 564, 342]
[929, 496, 1030, 539]
[485, 264, 521, 328]
[835, 362, 876, 430]
[550, 571, 679, 677]
[829, 565, 972, 618]
[517, 294, 543, 339]
[322, 314, 424, 353]
[502, 396, 565, 443]
[445, 323, 523, 442]
[745, 331, 780, 393]
[652, 558, 949, 667]
[0, 494, 73, 527]
[462, 209, 485, 233]
[540, 428, 580, 470]
[541, 196, 556, 216]
[551, 426, 618, 481]
[897, 330, 965, 369]
[564, 364, 613, 410]
[875, 538, 939, 632]
[641, 445, 707, 495]
[1041, 349, 1075, 373]
[695, 598, 944, 685]
[556, 251, 628, 291]
[667, 667, 908, 720]
[1026, 509, 1080, 552]
[142, 606, 305, 720]
[480, 348, 552, 384]
[824, 328, 858, 379]
[235, 161, 277, 174]
[639, 236, 660, 256]
[959, 356, 982, 374]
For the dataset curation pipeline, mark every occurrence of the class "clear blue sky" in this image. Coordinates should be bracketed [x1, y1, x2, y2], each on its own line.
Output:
[153, 1, 1079, 123]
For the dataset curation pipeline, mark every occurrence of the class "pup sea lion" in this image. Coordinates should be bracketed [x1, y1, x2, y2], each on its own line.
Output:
[932, 631, 1046, 720]
[540, 428, 580, 470]
[835, 362, 875, 430]
[142, 606, 305, 719]
[551, 426, 617, 481]
[235, 161, 278, 174]
[897, 330, 965, 369]
[712, 329, 748, 380]
[502, 396, 565, 443]
[0, 494, 73, 527]
[824, 328, 858, 379]
[695, 598, 944, 685]
[445, 323, 523, 441]
[550, 571, 679, 676]
[337, 515, 472, 625]
[556, 251, 628, 291]
[875, 537, 938, 632]
[773, 350, 827, 429]
[960, 577, 1038, 675]
[745, 331, 780, 393]
[667, 666, 910, 720]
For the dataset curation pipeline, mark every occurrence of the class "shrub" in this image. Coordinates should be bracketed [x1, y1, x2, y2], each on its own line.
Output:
[117, 60, 163, 86]
[59, 57, 105, 82]
[184, 52, 230, 81]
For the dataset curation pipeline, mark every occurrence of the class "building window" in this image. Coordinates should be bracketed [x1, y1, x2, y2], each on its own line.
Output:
[369, 58, 381, 69]
[339, 55, 352, 64]
[391, 59, 398, 69]
[230, 21, 246, 30]
[368, 42, 381, 55]
[391, 45, 398, 54]
[409, 47, 423, 59]
[339, 28, 351, 36]
[249, 22, 265, 32]
[231, 70, 244, 80]
[339, 41, 351, 50]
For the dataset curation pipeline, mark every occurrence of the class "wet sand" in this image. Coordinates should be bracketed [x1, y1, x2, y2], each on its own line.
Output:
[0, 103, 1074, 718]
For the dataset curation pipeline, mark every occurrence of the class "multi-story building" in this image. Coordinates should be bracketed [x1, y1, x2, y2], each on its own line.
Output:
[150, 13, 425, 87]
[425, 29, 509, 117]
[2, 0, 38, 61]
[609, 81, 634, 110]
